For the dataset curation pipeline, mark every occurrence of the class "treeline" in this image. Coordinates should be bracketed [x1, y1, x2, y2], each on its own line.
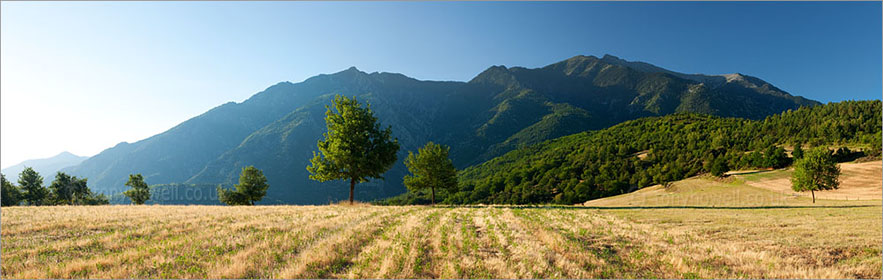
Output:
[2, 167, 109, 206]
[383, 100, 880, 205]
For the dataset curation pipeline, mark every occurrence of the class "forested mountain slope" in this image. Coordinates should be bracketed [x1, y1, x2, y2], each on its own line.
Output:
[62, 55, 821, 204]
[437, 100, 880, 205]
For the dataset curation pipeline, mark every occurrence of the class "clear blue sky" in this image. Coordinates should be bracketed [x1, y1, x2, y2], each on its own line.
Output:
[2, 1, 880, 168]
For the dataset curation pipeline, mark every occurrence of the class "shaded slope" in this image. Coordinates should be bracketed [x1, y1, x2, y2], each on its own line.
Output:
[63, 68, 381, 194]
[62, 54, 823, 203]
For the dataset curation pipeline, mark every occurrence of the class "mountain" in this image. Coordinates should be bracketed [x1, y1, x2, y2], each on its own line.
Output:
[62, 55, 820, 203]
[2, 152, 89, 183]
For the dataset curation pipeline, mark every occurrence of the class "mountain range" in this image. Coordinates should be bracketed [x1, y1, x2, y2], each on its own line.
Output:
[2, 151, 89, 183]
[59, 54, 820, 204]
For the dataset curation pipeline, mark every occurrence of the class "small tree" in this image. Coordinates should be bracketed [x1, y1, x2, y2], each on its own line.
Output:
[791, 147, 840, 203]
[217, 166, 269, 206]
[307, 95, 400, 204]
[403, 142, 459, 204]
[1, 173, 22, 207]
[217, 187, 249, 205]
[123, 174, 150, 205]
[18, 167, 47, 206]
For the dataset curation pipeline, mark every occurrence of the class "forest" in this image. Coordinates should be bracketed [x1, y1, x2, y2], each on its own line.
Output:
[381, 100, 881, 205]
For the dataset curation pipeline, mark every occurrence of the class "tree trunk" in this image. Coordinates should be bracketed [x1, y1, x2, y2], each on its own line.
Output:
[349, 177, 355, 205]
[811, 189, 815, 203]
[431, 187, 435, 205]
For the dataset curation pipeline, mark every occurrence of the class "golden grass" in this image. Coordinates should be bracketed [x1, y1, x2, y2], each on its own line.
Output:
[3, 181, 881, 279]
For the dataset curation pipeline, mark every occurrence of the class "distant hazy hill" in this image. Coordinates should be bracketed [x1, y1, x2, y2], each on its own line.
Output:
[2, 152, 89, 183]
[62, 55, 820, 203]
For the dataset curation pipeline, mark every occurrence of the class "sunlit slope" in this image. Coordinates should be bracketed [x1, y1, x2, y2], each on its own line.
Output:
[734, 160, 881, 201]
[584, 164, 881, 207]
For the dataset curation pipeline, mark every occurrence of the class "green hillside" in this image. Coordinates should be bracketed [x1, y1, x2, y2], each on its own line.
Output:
[428, 100, 880, 205]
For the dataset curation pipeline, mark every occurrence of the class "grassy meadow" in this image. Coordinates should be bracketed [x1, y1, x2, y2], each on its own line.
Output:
[1, 162, 880, 279]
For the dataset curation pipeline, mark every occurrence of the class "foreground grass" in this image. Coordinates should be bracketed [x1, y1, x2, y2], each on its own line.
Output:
[2, 200, 880, 278]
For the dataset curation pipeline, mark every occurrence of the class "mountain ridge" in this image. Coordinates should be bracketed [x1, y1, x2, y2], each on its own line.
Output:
[60, 55, 820, 203]
[3, 151, 89, 182]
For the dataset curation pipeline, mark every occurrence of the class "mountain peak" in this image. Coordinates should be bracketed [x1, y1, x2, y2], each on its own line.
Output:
[722, 73, 746, 82]
[334, 66, 365, 75]
[562, 55, 599, 62]
[58, 151, 75, 156]
[469, 65, 520, 87]
[600, 54, 623, 62]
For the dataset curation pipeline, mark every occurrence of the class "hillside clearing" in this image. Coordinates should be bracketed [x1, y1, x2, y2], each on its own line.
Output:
[2, 202, 880, 279]
[733, 160, 882, 201]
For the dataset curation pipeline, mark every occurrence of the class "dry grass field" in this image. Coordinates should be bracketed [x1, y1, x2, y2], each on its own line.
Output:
[2, 165, 880, 279]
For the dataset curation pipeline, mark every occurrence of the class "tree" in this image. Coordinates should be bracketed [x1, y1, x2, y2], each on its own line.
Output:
[18, 167, 47, 206]
[709, 156, 730, 177]
[403, 142, 458, 204]
[767, 146, 790, 168]
[1, 173, 22, 207]
[307, 95, 400, 204]
[791, 147, 840, 203]
[792, 142, 804, 160]
[217, 166, 269, 206]
[80, 192, 110, 205]
[123, 174, 150, 205]
[217, 187, 249, 205]
[47, 172, 105, 206]
[70, 177, 92, 204]
[49, 172, 74, 204]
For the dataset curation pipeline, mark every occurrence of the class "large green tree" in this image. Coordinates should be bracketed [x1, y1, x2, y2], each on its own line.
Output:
[1, 173, 22, 207]
[307, 95, 400, 204]
[403, 142, 458, 204]
[18, 167, 47, 206]
[218, 166, 269, 206]
[791, 147, 840, 203]
[123, 174, 150, 205]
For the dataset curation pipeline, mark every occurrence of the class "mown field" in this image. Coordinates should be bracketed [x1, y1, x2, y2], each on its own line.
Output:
[2, 204, 879, 278]
[2, 162, 881, 279]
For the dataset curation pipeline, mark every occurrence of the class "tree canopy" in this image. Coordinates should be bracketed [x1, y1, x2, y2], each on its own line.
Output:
[307, 94, 400, 204]
[2, 173, 22, 207]
[18, 167, 47, 206]
[123, 174, 150, 205]
[218, 166, 269, 206]
[791, 147, 841, 203]
[48, 172, 98, 205]
[404, 142, 458, 204]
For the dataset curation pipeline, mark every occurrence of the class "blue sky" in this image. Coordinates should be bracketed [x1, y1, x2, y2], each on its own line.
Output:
[1, 1, 880, 168]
